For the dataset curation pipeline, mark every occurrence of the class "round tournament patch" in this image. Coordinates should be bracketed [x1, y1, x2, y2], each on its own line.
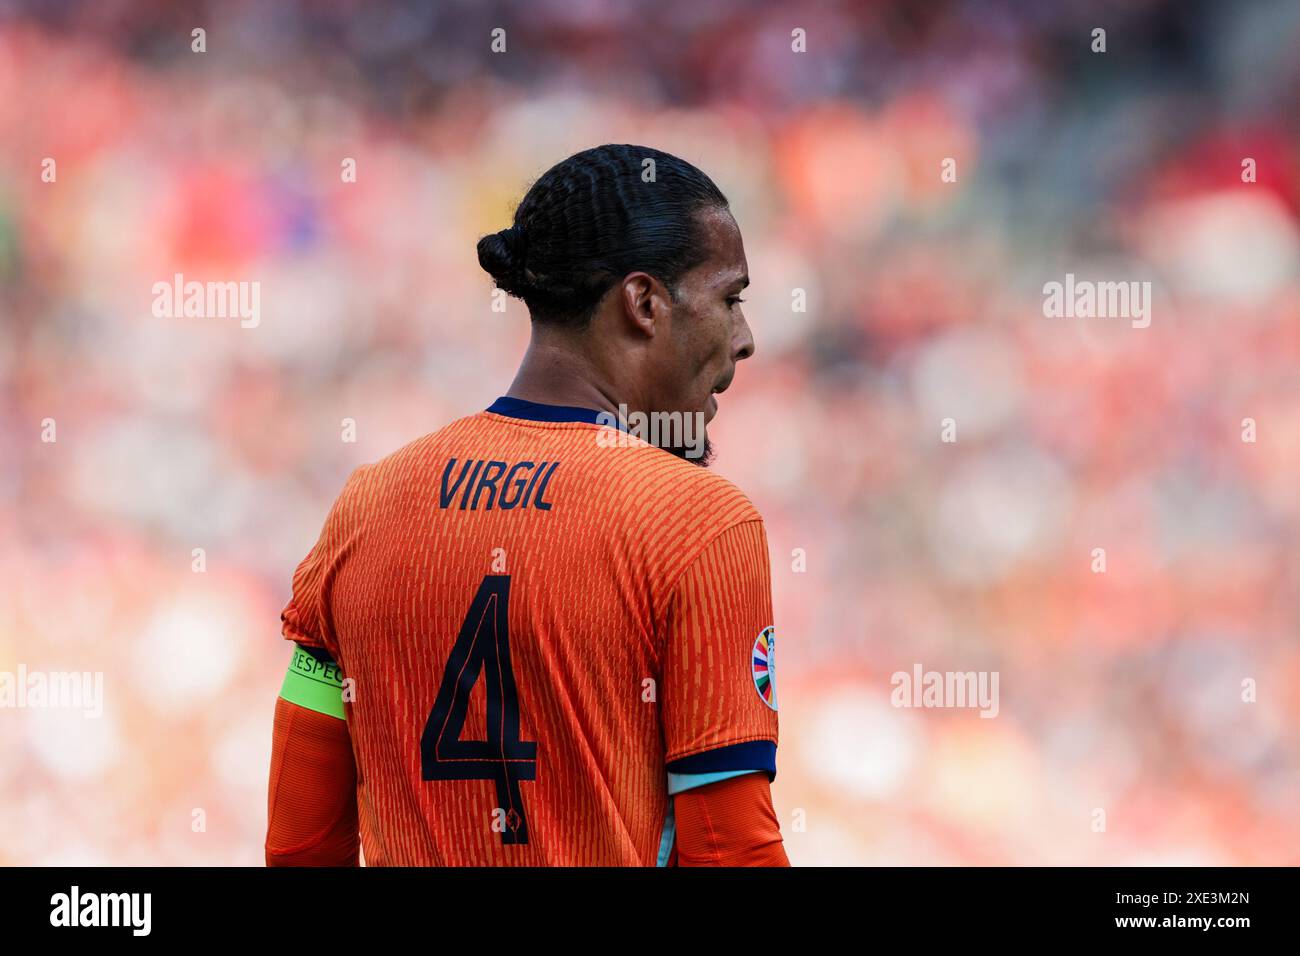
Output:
[751, 626, 777, 710]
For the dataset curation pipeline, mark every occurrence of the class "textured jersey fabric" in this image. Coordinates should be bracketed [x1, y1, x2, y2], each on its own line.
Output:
[280, 398, 779, 865]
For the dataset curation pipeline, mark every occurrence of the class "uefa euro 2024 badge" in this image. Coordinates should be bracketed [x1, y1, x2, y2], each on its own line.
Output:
[752, 626, 777, 711]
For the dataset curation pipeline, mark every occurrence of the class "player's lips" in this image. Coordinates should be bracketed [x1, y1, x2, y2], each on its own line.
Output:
[706, 370, 734, 419]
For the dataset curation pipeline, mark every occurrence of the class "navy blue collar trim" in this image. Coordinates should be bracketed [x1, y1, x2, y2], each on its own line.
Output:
[486, 395, 624, 429]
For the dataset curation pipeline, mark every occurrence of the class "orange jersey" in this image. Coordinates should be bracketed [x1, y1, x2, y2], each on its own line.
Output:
[280, 397, 780, 865]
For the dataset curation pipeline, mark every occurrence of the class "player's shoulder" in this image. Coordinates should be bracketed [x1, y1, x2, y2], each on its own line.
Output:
[637, 446, 757, 508]
[601, 440, 764, 532]
[603, 446, 769, 613]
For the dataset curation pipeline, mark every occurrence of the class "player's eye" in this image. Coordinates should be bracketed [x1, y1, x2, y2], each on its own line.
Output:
[726, 296, 745, 307]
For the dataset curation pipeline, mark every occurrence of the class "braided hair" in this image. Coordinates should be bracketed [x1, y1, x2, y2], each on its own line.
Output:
[477, 144, 729, 327]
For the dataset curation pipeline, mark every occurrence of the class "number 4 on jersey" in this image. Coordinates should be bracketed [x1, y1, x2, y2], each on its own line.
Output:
[421, 574, 538, 844]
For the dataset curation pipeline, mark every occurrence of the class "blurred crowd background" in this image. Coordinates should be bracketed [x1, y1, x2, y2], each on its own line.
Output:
[2, 0, 1298, 865]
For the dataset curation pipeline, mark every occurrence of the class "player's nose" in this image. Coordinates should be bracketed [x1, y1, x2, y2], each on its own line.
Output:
[733, 314, 755, 362]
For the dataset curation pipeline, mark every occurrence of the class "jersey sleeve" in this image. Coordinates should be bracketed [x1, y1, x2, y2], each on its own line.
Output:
[660, 518, 780, 783]
[280, 467, 365, 656]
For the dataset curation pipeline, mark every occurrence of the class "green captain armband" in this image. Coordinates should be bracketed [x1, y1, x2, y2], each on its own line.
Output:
[279, 644, 347, 719]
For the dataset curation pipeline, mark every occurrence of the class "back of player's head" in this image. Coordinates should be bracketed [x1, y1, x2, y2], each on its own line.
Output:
[477, 144, 729, 327]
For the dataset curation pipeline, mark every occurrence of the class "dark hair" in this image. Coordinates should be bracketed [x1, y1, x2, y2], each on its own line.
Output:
[477, 144, 729, 326]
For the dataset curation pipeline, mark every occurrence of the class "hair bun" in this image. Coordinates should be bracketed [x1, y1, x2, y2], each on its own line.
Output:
[477, 225, 528, 293]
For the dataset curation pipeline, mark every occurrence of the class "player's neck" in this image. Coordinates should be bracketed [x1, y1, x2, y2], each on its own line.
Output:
[505, 337, 624, 417]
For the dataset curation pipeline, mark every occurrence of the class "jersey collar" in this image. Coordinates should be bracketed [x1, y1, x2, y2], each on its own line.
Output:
[486, 395, 626, 429]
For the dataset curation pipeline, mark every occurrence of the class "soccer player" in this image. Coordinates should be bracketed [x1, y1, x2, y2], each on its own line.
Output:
[266, 144, 788, 866]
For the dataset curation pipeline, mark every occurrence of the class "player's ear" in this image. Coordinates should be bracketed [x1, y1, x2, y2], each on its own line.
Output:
[619, 272, 670, 338]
